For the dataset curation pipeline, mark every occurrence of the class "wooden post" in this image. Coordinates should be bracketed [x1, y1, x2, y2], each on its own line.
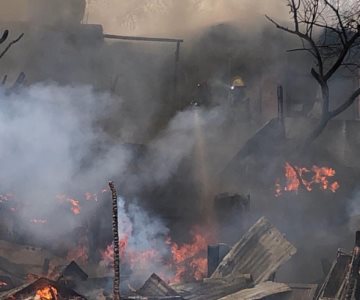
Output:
[277, 85, 284, 122]
[174, 41, 181, 103]
[109, 181, 121, 300]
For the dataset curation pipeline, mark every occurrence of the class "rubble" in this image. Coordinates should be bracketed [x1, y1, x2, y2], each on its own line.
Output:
[217, 281, 291, 300]
[137, 273, 179, 298]
[0, 277, 86, 299]
[0, 216, 350, 300]
[134, 217, 298, 300]
[171, 275, 253, 300]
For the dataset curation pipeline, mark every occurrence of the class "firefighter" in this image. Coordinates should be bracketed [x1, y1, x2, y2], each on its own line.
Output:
[228, 76, 251, 122]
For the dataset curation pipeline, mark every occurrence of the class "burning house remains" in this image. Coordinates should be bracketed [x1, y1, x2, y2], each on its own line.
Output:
[1, 0, 360, 299]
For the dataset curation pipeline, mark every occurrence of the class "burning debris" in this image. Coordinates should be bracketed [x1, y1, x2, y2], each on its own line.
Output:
[0, 217, 300, 299]
[1, 1, 360, 300]
[2, 210, 359, 299]
[275, 162, 340, 197]
[126, 217, 299, 300]
[0, 277, 86, 300]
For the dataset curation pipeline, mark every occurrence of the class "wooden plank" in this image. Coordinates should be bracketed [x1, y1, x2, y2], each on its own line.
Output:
[211, 217, 297, 284]
[218, 281, 291, 300]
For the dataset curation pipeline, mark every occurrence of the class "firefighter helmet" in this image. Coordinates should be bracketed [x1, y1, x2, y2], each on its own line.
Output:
[231, 76, 245, 88]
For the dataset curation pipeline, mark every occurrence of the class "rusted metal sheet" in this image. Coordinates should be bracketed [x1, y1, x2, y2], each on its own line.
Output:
[218, 281, 291, 300]
[211, 217, 297, 283]
[171, 274, 253, 300]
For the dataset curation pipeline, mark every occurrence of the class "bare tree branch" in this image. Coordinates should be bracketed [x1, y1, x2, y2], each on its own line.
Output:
[267, 0, 360, 144]
[265, 14, 324, 75]
[324, 31, 360, 80]
[0, 30, 9, 44]
[330, 87, 360, 118]
[324, 0, 348, 42]
[0, 33, 24, 60]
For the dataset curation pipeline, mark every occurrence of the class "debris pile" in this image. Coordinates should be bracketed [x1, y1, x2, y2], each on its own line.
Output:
[1, 217, 359, 299]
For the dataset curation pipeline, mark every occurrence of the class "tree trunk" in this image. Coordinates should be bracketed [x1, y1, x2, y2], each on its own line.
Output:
[300, 82, 330, 150]
[109, 181, 121, 300]
[301, 116, 330, 151]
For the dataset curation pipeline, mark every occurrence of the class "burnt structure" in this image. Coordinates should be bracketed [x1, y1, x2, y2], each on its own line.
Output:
[317, 231, 360, 300]
[207, 243, 231, 277]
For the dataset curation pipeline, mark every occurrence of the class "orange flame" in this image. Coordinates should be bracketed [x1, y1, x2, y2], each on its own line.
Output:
[169, 230, 208, 283]
[101, 236, 159, 269]
[56, 194, 81, 215]
[101, 229, 210, 284]
[68, 198, 80, 215]
[275, 162, 340, 196]
[35, 286, 58, 300]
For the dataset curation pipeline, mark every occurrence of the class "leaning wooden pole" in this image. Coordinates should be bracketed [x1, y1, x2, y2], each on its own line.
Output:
[109, 181, 121, 300]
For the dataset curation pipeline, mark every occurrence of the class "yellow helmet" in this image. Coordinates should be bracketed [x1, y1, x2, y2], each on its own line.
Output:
[231, 76, 245, 87]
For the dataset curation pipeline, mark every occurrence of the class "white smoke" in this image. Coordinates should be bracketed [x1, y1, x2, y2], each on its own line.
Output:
[0, 83, 132, 241]
[104, 196, 173, 286]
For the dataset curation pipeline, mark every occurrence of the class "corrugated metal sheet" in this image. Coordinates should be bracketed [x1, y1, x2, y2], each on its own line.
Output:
[218, 281, 291, 300]
[211, 217, 297, 284]
[171, 275, 253, 300]
[137, 273, 180, 298]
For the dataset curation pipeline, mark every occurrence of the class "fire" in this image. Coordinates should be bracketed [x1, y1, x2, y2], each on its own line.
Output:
[100, 228, 210, 284]
[101, 236, 129, 265]
[275, 162, 340, 196]
[169, 229, 208, 283]
[35, 286, 58, 300]
[56, 194, 81, 215]
[68, 198, 80, 215]
[101, 236, 159, 269]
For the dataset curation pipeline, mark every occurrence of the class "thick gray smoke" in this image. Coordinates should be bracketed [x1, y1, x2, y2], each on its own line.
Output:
[0, 84, 130, 239]
[2, 0, 359, 287]
[0, 81, 223, 258]
[87, 0, 289, 36]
